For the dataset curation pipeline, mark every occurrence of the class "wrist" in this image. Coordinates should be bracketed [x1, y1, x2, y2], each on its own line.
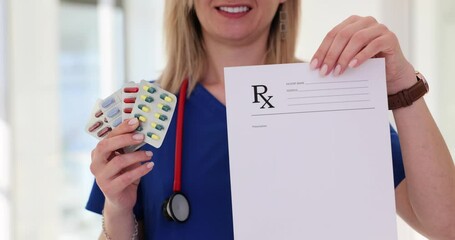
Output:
[388, 71, 429, 110]
[104, 200, 134, 217]
[386, 66, 417, 94]
[102, 202, 138, 240]
[102, 209, 138, 240]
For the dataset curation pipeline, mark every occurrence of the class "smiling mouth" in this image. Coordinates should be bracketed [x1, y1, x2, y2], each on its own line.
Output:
[216, 6, 252, 14]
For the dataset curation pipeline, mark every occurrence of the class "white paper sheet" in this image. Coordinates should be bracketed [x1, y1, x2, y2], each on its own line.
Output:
[224, 59, 397, 240]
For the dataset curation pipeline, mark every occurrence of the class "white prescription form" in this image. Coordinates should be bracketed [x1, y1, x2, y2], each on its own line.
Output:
[224, 58, 397, 240]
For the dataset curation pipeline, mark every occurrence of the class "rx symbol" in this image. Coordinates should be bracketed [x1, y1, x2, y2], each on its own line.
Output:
[252, 85, 275, 109]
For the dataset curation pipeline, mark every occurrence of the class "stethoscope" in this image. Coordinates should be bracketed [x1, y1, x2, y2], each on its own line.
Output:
[162, 79, 191, 223]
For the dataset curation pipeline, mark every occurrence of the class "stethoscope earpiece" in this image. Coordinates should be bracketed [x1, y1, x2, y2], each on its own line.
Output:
[162, 192, 190, 223]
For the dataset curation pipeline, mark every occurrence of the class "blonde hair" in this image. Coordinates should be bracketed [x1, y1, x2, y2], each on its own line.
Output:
[160, 0, 301, 93]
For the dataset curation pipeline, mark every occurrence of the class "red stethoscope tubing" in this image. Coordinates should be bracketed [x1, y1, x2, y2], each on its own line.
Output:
[173, 79, 188, 192]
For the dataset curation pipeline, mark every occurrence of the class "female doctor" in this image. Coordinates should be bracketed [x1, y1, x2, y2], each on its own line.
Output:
[87, 0, 455, 239]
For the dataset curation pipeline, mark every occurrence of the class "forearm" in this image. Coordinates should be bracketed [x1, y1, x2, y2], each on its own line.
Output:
[393, 98, 455, 237]
[101, 201, 137, 240]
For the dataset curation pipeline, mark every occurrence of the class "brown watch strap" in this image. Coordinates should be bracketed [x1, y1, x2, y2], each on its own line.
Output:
[388, 73, 429, 110]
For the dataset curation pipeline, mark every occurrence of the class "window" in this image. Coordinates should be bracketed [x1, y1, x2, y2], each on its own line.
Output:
[59, 0, 125, 238]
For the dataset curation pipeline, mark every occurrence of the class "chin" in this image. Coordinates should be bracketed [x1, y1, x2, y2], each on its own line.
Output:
[215, 28, 258, 42]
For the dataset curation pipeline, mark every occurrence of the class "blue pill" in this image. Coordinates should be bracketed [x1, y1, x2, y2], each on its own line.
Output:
[107, 108, 120, 118]
[112, 117, 122, 127]
[102, 97, 115, 108]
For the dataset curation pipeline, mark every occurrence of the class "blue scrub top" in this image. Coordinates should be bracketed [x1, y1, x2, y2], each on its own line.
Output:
[86, 83, 405, 240]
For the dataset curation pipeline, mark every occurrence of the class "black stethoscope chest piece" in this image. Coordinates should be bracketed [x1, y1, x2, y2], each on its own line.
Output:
[162, 79, 191, 223]
[163, 192, 190, 223]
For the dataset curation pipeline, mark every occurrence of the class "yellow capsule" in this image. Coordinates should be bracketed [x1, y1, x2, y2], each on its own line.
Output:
[140, 95, 153, 103]
[135, 114, 147, 122]
[160, 93, 173, 102]
[154, 113, 168, 121]
[157, 103, 171, 112]
[138, 104, 150, 112]
[151, 122, 164, 131]
[143, 85, 156, 94]
[147, 132, 160, 140]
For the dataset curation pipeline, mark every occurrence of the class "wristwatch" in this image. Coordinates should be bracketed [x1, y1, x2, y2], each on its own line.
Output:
[388, 71, 429, 110]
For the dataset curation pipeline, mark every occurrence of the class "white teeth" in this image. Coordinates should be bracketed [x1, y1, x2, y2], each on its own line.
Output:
[219, 6, 250, 13]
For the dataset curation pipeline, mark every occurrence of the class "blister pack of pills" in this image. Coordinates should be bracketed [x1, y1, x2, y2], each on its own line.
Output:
[85, 99, 112, 139]
[121, 82, 139, 120]
[85, 80, 177, 151]
[130, 80, 177, 148]
[100, 90, 123, 128]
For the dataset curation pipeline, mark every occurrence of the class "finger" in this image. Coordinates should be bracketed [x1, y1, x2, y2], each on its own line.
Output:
[310, 15, 361, 70]
[92, 132, 145, 166]
[110, 162, 155, 195]
[91, 117, 145, 169]
[90, 117, 141, 169]
[334, 24, 388, 76]
[102, 151, 154, 179]
[320, 17, 378, 76]
[349, 32, 397, 68]
[106, 118, 140, 138]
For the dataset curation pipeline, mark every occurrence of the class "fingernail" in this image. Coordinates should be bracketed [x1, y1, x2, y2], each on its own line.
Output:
[333, 64, 342, 76]
[319, 64, 328, 76]
[310, 58, 318, 70]
[132, 133, 144, 140]
[128, 118, 138, 125]
[146, 162, 154, 169]
[349, 59, 358, 68]
[145, 151, 153, 157]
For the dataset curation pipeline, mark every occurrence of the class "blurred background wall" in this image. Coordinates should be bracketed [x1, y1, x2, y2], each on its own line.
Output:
[1, 0, 453, 239]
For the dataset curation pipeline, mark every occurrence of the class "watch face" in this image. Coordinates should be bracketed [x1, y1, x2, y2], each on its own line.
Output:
[416, 72, 429, 92]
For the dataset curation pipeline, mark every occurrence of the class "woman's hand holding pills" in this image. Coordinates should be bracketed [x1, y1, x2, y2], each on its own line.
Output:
[90, 117, 154, 212]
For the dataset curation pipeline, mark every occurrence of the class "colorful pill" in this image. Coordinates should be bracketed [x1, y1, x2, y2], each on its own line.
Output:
[157, 103, 171, 112]
[138, 104, 150, 112]
[123, 97, 136, 104]
[147, 132, 160, 140]
[123, 87, 139, 93]
[112, 118, 122, 127]
[140, 95, 153, 103]
[151, 122, 164, 131]
[160, 93, 173, 102]
[154, 113, 168, 121]
[136, 126, 143, 131]
[97, 127, 112, 138]
[143, 85, 156, 94]
[101, 97, 115, 108]
[88, 121, 103, 132]
[134, 114, 147, 122]
[124, 108, 132, 114]
[107, 108, 120, 118]
[95, 110, 103, 118]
